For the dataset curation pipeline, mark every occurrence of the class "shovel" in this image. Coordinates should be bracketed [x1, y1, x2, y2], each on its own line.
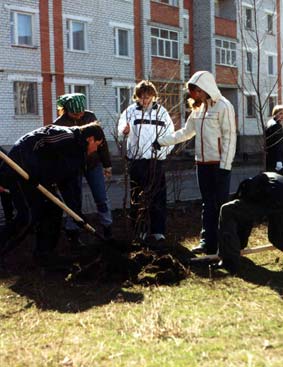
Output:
[0, 149, 103, 240]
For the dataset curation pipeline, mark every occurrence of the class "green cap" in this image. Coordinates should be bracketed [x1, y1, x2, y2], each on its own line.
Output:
[56, 93, 86, 113]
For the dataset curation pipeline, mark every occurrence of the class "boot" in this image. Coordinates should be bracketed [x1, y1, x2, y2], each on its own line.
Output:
[66, 230, 87, 250]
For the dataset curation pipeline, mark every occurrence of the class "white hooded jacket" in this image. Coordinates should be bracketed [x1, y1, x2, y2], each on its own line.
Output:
[158, 71, 237, 170]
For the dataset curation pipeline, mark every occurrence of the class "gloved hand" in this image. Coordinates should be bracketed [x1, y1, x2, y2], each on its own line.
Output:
[152, 139, 161, 151]
[275, 161, 283, 172]
[104, 167, 112, 180]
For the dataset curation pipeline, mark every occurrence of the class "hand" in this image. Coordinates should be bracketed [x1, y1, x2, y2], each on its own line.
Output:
[123, 123, 130, 135]
[152, 139, 161, 151]
[104, 167, 112, 180]
[219, 168, 231, 175]
[275, 161, 283, 172]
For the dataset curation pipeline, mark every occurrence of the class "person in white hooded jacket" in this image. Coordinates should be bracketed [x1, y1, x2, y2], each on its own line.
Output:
[154, 71, 237, 254]
[118, 80, 174, 246]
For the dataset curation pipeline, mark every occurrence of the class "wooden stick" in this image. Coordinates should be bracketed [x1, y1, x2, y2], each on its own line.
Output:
[0, 150, 98, 237]
[190, 244, 276, 263]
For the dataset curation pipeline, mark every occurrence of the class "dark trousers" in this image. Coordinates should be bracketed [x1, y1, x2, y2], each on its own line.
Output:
[0, 191, 14, 222]
[0, 178, 62, 259]
[197, 164, 231, 253]
[129, 159, 166, 236]
[218, 199, 283, 272]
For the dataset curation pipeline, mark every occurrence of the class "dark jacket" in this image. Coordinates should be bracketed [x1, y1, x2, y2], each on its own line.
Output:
[265, 119, 283, 171]
[235, 172, 283, 210]
[53, 111, 111, 169]
[0, 125, 89, 215]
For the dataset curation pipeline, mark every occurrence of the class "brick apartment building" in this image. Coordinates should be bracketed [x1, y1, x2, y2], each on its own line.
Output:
[0, 0, 282, 155]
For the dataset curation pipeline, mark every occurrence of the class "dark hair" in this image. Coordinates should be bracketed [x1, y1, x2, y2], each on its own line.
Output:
[79, 121, 105, 141]
[133, 80, 158, 101]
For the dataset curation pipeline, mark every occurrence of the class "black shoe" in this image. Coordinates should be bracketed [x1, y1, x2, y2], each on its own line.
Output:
[211, 260, 238, 275]
[103, 225, 113, 241]
[191, 244, 208, 255]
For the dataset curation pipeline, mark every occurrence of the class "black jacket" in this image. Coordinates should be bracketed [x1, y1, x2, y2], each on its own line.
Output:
[265, 119, 283, 171]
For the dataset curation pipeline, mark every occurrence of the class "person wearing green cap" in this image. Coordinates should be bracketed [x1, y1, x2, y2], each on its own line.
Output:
[54, 93, 113, 246]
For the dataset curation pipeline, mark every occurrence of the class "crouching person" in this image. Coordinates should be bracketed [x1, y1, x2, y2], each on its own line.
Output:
[216, 172, 283, 274]
[0, 122, 104, 271]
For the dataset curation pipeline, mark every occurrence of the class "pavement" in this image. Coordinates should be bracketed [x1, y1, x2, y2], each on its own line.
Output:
[82, 163, 262, 213]
[0, 161, 263, 220]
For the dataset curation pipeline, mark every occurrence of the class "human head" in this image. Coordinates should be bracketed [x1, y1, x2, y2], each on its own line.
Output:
[79, 121, 104, 155]
[56, 93, 86, 120]
[272, 104, 283, 123]
[187, 83, 210, 108]
[133, 80, 158, 108]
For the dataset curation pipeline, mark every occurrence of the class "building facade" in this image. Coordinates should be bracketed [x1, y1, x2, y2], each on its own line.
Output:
[0, 0, 282, 154]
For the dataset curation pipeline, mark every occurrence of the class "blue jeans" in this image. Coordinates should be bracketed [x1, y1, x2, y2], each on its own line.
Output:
[65, 164, 112, 231]
[85, 164, 112, 227]
[197, 164, 231, 254]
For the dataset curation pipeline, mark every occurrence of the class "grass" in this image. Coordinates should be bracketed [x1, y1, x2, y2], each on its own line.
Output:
[1, 216, 283, 366]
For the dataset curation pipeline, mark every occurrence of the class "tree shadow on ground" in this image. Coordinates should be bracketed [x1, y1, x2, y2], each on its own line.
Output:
[238, 256, 283, 298]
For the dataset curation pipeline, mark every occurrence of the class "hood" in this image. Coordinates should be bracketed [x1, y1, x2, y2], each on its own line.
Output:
[188, 71, 222, 102]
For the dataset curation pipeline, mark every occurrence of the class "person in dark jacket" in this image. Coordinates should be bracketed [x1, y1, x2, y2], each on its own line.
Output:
[265, 105, 283, 172]
[0, 123, 104, 268]
[216, 172, 283, 274]
[54, 93, 113, 244]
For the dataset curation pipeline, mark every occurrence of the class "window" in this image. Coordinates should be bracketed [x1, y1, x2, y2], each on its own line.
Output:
[13, 81, 38, 115]
[215, 39, 237, 67]
[151, 27, 179, 59]
[154, 0, 179, 6]
[245, 8, 253, 30]
[184, 61, 190, 81]
[183, 12, 189, 43]
[66, 19, 87, 51]
[267, 14, 273, 34]
[115, 87, 132, 114]
[114, 28, 131, 57]
[10, 11, 34, 46]
[246, 51, 253, 73]
[246, 95, 256, 117]
[268, 96, 277, 116]
[155, 82, 180, 113]
[268, 55, 276, 75]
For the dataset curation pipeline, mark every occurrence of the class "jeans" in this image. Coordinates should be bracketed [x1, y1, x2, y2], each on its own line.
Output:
[197, 164, 231, 253]
[85, 164, 112, 227]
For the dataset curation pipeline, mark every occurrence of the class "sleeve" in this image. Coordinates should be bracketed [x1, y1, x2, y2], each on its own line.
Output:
[219, 103, 237, 170]
[158, 113, 196, 147]
[117, 108, 129, 137]
[97, 137, 112, 168]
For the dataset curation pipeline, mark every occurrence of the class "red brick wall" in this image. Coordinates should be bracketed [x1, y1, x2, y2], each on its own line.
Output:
[215, 17, 237, 38]
[134, 0, 143, 80]
[151, 1, 179, 27]
[39, 1, 52, 125]
[53, 0, 64, 99]
[152, 57, 180, 79]
[216, 65, 238, 86]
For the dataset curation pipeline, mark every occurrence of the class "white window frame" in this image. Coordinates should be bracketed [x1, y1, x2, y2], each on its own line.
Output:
[112, 82, 135, 114]
[151, 26, 179, 60]
[13, 80, 39, 116]
[266, 13, 274, 34]
[246, 94, 256, 118]
[66, 18, 88, 52]
[244, 5, 253, 30]
[64, 78, 94, 109]
[153, 0, 179, 6]
[10, 10, 36, 47]
[215, 38, 237, 67]
[245, 50, 255, 73]
[183, 12, 189, 44]
[267, 53, 277, 76]
[109, 22, 134, 59]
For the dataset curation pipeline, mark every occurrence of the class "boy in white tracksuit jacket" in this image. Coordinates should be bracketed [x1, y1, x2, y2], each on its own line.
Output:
[157, 71, 237, 254]
[118, 80, 174, 245]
